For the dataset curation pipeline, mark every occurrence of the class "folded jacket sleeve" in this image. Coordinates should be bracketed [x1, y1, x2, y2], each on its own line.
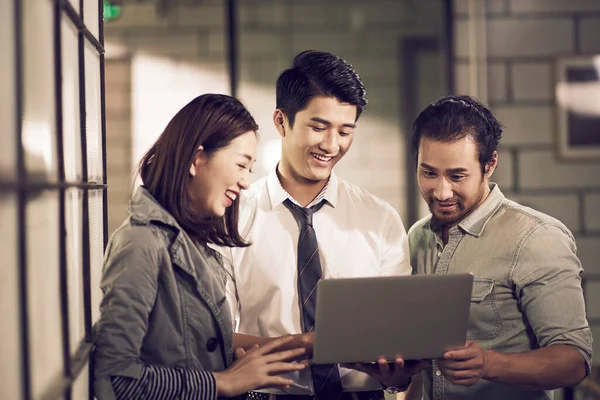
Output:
[110, 365, 217, 400]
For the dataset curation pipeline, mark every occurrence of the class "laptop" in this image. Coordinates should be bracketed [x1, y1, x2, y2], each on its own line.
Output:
[312, 273, 474, 364]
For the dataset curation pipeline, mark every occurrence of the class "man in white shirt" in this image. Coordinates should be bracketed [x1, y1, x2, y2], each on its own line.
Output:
[225, 50, 412, 400]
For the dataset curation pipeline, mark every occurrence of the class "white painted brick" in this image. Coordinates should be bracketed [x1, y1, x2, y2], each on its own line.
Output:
[289, 2, 337, 27]
[106, 142, 130, 171]
[127, 33, 204, 58]
[494, 150, 514, 190]
[362, 24, 441, 54]
[105, 85, 130, 116]
[240, 0, 287, 28]
[351, 57, 399, 87]
[487, 18, 573, 57]
[493, 106, 553, 145]
[577, 236, 600, 275]
[364, 86, 400, 119]
[506, 193, 580, 233]
[584, 193, 600, 232]
[580, 17, 600, 54]
[207, 31, 225, 57]
[239, 57, 281, 84]
[510, 0, 600, 13]
[175, 4, 224, 28]
[488, 62, 508, 103]
[455, 62, 470, 95]
[106, 117, 131, 141]
[107, 171, 135, 196]
[105, 3, 168, 29]
[512, 62, 553, 102]
[454, 20, 469, 58]
[519, 150, 600, 189]
[291, 31, 359, 55]
[108, 207, 129, 236]
[360, 0, 410, 25]
[454, 0, 507, 15]
[239, 32, 281, 55]
[105, 60, 131, 87]
[455, 62, 506, 101]
[365, 130, 404, 165]
[336, 162, 403, 196]
[586, 281, 600, 320]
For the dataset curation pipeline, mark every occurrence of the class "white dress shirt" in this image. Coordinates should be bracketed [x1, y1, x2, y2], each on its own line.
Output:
[223, 169, 411, 395]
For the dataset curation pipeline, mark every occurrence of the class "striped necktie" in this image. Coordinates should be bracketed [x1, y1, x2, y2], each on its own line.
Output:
[283, 199, 344, 400]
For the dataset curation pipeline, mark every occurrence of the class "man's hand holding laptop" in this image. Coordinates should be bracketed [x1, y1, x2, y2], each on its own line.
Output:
[343, 357, 430, 388]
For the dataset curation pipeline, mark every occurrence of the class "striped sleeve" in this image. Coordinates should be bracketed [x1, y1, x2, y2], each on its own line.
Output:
[110, 365, 218, 400]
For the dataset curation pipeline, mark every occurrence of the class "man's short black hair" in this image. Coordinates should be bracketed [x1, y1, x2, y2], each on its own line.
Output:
[412, 95, 503, 173]
[276, 50, 368, 126]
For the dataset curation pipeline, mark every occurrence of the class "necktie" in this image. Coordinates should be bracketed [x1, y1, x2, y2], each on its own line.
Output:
[283, 199, 344, 400]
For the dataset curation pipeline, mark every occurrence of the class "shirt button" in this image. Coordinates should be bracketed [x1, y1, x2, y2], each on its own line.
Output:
[437, 252, 442, 257]
[436, 371, 442, 377]
[206, 337, 219, 352]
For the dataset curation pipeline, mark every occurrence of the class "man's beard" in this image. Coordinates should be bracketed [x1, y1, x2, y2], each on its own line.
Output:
[428, 192, 484, 232]
[429, 200, 465, 232]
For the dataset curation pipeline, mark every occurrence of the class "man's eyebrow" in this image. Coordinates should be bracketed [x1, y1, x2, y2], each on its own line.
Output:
[420, 163, 469, 174]
[447, 167, 469, 174]
[310, 117, 356, 129]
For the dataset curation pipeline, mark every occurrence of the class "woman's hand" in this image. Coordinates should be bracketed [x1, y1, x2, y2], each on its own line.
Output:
[213, 335, 307, 397]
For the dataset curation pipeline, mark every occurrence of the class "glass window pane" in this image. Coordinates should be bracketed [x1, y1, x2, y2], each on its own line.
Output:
[72, 360, 89, 400]
[62, 16, 83, 182]
[22, 0, 57, 182]
[84, 0, 99, 40]
[26, 190, 62, 400]
[66, 189, 85, 354]
[85, 41, 103, 184]
[0, 0, 16, 181]
[89, 189, 105, 324]
[0, 191, 23, 400]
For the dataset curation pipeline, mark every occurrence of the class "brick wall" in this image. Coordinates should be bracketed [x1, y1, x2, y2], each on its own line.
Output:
[454, 0, 600, 366]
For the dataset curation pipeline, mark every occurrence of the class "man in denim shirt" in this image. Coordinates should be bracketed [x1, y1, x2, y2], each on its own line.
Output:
[406, 95, 593, 399]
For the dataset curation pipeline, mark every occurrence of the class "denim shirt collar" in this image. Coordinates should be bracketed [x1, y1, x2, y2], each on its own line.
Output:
[459, 183, 504, 237]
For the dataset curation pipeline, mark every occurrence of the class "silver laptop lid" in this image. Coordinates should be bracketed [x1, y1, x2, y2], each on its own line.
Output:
[312, 273, 474, 364]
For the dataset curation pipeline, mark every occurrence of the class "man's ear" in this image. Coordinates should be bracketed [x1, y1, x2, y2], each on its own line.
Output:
[273, 109, 287, 138]
[484, 151, 498, 178]
[190, 145, 204, 177]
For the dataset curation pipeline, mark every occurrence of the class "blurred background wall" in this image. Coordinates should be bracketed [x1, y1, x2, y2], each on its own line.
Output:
[102, 0, 451, 233]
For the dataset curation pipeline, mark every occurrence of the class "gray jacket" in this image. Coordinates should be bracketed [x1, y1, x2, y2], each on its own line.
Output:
[93, 187, 234, 399]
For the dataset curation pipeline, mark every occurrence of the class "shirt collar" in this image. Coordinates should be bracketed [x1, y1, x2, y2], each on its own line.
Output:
[424, 183, 504, 237]
[266, 165, 339, 210]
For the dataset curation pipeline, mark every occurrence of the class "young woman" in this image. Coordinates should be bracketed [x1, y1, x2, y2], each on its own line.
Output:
[93, 94, 306, 400]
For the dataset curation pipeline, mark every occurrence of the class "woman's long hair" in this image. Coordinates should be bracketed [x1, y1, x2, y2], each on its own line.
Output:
[138, 94, 258, 247]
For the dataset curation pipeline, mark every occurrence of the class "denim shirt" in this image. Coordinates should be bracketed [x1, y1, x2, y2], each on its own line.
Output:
[408, 184, 593, 400]
[93, 187, 234, 399]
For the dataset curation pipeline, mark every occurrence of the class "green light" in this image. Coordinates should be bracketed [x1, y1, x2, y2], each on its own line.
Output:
[103, 1, 121, 21]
